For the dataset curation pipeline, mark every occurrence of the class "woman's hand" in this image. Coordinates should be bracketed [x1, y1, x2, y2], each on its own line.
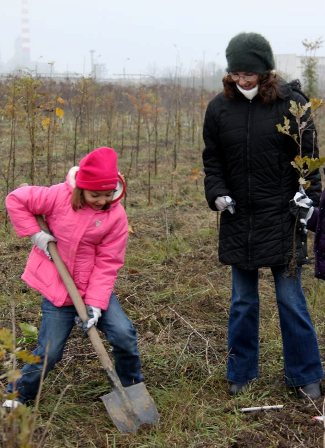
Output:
[289, 191, 314, 230]
[215, 196, 236, 214]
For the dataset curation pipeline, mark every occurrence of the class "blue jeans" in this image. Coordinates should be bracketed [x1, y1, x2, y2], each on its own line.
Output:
[8, 293, 144, 403]
[227, 266, 323, 387]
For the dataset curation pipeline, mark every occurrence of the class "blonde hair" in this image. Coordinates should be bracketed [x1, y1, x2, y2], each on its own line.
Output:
[71, 187, 86, 211]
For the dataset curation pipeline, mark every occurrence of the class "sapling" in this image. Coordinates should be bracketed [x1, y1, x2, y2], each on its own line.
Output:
[276, 97, 325, 191]
[276, 98, 325, 271]
[0, 327, 40, 448]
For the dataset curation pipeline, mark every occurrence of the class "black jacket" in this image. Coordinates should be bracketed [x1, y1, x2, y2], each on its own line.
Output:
[202, 80, 321, 269]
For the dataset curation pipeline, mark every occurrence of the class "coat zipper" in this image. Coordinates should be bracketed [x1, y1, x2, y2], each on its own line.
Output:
[247, 100, 253, 268]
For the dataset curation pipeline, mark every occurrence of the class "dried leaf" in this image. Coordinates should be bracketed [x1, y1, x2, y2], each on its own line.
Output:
[276, 116, 291, 135]
[15, 349, 40, 364]
[55, 107, 64, 118]
[307, 157, 325, 173]
[41, 117, 51, 130]
[0, 328, 14, 350]
[289, 100, 310, 118]
[310, 97, 323, 111]
[189, 168, 202, 181]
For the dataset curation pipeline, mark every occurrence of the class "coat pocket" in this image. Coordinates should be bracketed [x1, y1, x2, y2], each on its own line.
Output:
[74, 271, 91, 295]
[28, 252, 59, 287]
[23, 248, 61, 288]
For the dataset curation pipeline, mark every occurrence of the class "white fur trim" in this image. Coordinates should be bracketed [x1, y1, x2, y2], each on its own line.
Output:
[111, 173, 126, 203]
[68, 166, 79, 188]
[113, 180, 123, 201]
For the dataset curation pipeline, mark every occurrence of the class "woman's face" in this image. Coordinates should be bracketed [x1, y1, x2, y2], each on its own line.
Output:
[83, 189, 115, 210]
[229, 72, 259, 89]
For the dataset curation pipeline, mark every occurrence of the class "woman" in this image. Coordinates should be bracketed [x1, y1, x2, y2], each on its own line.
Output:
[202, 32, 323, 399]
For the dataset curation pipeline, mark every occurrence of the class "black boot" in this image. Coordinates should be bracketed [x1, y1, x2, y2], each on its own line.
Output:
[229, 382, 248, 396]
[296, 381, 322, 400]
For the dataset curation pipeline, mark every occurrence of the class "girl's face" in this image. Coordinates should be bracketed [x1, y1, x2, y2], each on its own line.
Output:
[229, 72, 259, 89]
[83, 189, 115, 210]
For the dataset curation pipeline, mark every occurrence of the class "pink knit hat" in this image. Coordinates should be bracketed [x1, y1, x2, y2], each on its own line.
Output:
[76, 147, 119, 191]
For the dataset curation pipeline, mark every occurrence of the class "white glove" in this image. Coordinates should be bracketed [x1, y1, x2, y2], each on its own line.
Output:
[292, 191, 313, 209]
[215, 196, 236, 214]
[85, 305, 102, 329]
[290, 191, 314, 230]
[300, 207, 314, 226]
[31, 230, 57, 258]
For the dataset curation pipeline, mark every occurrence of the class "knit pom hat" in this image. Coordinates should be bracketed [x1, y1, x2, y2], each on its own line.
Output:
[76, 147, 119, 191]
[226, 32, 275, 74]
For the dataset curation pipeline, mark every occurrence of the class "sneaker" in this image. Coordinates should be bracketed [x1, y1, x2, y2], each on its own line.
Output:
[297, 381, 322, 400]
[229, 382, 248, 396]
[2, 399, 23, 409]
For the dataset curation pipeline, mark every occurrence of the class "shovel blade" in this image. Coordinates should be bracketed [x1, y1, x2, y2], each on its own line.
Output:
[101, 382, 159, 433]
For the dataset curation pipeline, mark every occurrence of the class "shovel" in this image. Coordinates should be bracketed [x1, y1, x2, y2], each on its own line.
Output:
[36, 216, 159, 433]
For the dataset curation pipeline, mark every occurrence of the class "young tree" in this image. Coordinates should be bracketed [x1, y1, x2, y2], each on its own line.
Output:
[301, 37, 323, 98]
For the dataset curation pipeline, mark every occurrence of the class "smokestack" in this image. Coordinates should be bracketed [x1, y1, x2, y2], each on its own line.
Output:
[21, 0, 31, 65]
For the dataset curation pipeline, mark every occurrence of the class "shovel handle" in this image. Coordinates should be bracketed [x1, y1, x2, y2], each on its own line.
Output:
[35, 215, 124, 389]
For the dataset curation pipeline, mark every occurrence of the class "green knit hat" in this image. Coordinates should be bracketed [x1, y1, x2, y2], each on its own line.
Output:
[226, 32, 275, 73]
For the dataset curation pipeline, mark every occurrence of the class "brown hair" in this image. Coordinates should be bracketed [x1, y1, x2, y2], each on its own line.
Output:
[71, 187, 86, 211]
[223, 71, 284, 104]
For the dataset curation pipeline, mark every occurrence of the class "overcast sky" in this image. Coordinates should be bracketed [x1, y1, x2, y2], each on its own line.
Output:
[1, 0, 324, 76]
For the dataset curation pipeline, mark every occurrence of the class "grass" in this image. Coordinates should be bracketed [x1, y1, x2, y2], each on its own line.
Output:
[0, 82, 325, 447]
[2, 196, 325, 447]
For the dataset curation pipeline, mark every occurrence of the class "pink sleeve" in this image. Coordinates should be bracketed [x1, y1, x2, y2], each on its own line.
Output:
[5, 185, 58, 237]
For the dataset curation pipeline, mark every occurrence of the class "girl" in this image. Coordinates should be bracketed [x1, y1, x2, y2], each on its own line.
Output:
[3, 146, 144, 407]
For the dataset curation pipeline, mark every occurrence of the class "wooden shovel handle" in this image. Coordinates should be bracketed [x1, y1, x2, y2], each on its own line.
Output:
[35, 216, 123, 388]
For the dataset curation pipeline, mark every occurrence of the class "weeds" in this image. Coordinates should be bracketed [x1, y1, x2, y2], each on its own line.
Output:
[0, 325, 40, 447]
[0, 78, 325, 446]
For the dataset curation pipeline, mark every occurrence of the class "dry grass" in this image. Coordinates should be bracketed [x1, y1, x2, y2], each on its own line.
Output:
[1, 182, 325, 447]
[1, 78, 325, 447]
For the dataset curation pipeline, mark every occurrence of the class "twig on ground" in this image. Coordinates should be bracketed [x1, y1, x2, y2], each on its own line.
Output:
[240, 405, 284, 412]
[168, 306, 219, 370]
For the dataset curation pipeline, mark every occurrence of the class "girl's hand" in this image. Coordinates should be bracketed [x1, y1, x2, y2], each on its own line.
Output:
[85, 305, 102, 329]
[30, 230, 57, 258]
[75, 306, 102, 333]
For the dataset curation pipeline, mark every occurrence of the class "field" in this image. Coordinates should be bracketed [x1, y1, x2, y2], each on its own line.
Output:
[1, 76, 325, 447]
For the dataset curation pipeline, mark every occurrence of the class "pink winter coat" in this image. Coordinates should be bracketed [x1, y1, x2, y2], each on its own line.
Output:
[5, 171, 128, 310]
